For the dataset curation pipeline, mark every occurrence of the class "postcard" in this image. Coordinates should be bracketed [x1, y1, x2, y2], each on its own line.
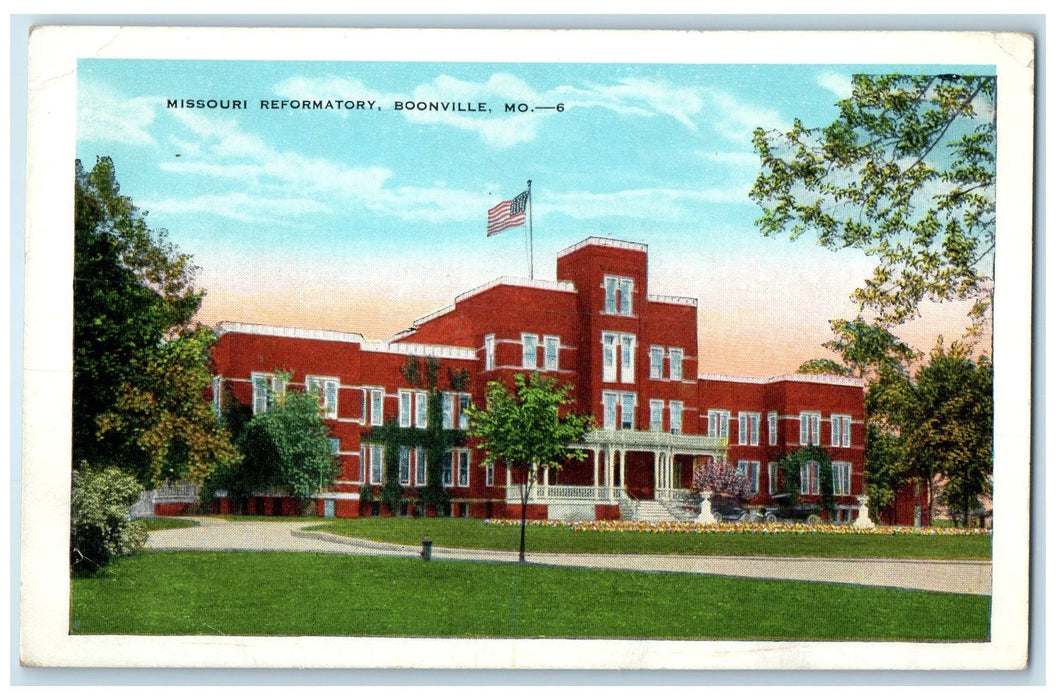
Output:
[21, 26, 1033, 669]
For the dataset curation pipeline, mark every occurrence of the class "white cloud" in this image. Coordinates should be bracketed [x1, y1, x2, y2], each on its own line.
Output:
[705, 89, 785, 143]
[542, 186, 750, 221]
[141, 192, 332, 223]
[78, 81, 158, 146]
[698, 150, 761, 167]
[817, 71, 854, 99]
[554, 78, 705, 131]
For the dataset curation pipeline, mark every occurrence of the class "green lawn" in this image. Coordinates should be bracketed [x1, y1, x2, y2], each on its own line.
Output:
[308, 518, 992, 560]
[136, 517, 199, 532]
[70, 550, 990, 640]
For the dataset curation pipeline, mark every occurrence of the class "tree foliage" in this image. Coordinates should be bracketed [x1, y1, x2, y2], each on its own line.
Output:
[70, 466, 148, 573]
[96, 326, 238, 488]
[207, 378, 339, 513]
[465, 374, 593, 562]
[777, 446, 835, 518]
[751, 74, 996, 331]
[74, 157, 208, 471]
[902, 340, 993, 525]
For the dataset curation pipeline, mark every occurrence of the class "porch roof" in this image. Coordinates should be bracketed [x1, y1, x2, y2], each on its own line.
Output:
[576, 429, 728, 455]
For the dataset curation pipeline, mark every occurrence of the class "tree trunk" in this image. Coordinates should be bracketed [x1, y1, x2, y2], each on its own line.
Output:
[519, 476, 527, 563]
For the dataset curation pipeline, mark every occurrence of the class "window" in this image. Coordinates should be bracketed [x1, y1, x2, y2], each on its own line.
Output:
[737, 460, 761, 493]
[767, 462, 779, 494]
[398, 446, 411, 485]
[370, 388, 384, 426]
[668, 348, 683, 381]
[602, 391, 636, 430]
[251, 373, 285, 415]
[619, 392, 636, 430]
[459, 393, 472, 430]
[442, 452, 454, 486]
[603, 275, 634, 315]
[398, 390, 413, 428]
[800, 461, 820, 495]
[414, 391, 428, 428]
[832, 462, 852, 495]
[620, 334, 635, 383]
[831, 415, 852, 447]
[415, 447, 427, 486]
[603, 392, 618, 429]
[799, 411, 821, 446]
[738, 412, 760, 446]
[670, 401, 683, 435]
[456, 450, 470, 487]
[602, 333, 618, 382]
[707, 409, 730, 438]
[649, 346, 664, 379]
[329, 438, 341, 455]
[768, 411, 778, 446]
[368, 444, 384, 484]
[543, 335, 560, 371]
[442, 392, 455, 429]
[521, 333, 538, 369]
[649, 400, 664, 432]
[485, 464, 495, 487]
[306, 376, 339, 419]
[212, 376, 223, 418]
[484, 334, 495, 371]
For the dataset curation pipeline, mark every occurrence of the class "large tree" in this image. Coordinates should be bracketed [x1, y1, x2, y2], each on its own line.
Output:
[74, 157, 206, 470]
[465, 374, 593, 562]
[902, 340, 993, 525]
[95, 326, 238, 488]
[751, 73, 996, 332]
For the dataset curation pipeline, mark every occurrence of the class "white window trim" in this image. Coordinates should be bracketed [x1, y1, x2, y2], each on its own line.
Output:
[738, 412, 760, 446]
[767, 462, 779, 494]
[485, 464, 495, 487]
[737, 460, 761, 494]
[619, 392, 637, 430]
[398, 446, 412, 486]
[369, 388, 384, 427]
[459, 393, 472, 430]
[521, 333, 539, 369]
[768, 411, 778, 446]
[442, 392, 455, 430]
[800, 411, 821, 446]
[707, 409, 730, 439]
[620, 334, 635, 384]
[668, 347, 683, 381]
[831, 414, 852, 448]
[832, 461, 852, 495]
[800, 460, 820, 495]
[484, 334, 496, 371]
[415, 447, 427, 486]
[398, 389, 413, 428]
[602, 275, 635, 316]
[602, 392, 618, 430]
[414, 391, 428, 429]
[251, 372, 285, 415]
[543, 335, 560, 371]
[442, 452, 454, 487]
[456, 449, 470, 487]
[602, 332, 618, 383]
[649, 346, 664, 379]
[649, 399, 664, 432]
[368, 444, 385, 485]
[306, 375, 339, 420]
[669, 401, 683, 435]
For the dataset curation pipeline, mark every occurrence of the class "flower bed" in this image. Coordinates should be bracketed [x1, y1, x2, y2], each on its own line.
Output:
[481, 518, 989, 536]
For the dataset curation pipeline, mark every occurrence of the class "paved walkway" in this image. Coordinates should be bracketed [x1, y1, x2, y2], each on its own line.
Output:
[146, 517, 992, 596]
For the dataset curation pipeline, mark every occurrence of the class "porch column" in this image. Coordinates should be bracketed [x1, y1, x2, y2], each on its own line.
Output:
[619, 450, 626, 495]
[652, 451, 659, 498]
[606, 449, 614, 500]
[592, 449, 599, 492]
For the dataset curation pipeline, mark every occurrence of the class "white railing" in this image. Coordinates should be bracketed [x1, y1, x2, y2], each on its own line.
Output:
[153, 484, 199, 503]
[580, 430, 728, 453]
[654, 488, 694, 503]
[505, 484, 618, 503]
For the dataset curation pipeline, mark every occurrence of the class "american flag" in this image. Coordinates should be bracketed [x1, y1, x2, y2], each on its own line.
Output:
[487, 190, 529, 236]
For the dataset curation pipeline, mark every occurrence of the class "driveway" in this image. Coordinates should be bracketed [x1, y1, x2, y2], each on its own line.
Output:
[147, 517, 992, 596]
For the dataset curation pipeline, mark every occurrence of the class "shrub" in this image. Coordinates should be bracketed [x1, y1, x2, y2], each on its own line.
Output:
[70, 466, 148, 573]
[692, 458, 752, 500]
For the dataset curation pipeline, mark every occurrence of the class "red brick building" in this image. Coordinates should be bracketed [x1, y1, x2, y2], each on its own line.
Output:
[209, 237, 888, 522]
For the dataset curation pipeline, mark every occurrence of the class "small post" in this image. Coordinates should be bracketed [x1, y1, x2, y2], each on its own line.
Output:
[421, 536, 432, 561]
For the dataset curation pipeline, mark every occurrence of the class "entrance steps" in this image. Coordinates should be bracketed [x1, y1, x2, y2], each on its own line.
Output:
[621, 498, 695, 523]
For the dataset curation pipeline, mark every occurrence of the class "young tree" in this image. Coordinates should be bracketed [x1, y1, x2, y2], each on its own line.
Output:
[95, 326, 238, 488]
[465, 374, 593, 562]
[74, 157, 205, 469]
[210, 379, 340, 515]
[751, 74, 996, 332]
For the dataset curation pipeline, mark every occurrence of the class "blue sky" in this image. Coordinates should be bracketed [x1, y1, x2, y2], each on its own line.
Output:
[76, 59, 993, 375]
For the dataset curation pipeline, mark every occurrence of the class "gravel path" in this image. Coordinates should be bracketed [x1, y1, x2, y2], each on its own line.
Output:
[146, 517, 992, 596]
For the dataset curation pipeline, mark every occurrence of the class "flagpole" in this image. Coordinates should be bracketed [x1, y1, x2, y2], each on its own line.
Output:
[527, 179, 534, 280]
